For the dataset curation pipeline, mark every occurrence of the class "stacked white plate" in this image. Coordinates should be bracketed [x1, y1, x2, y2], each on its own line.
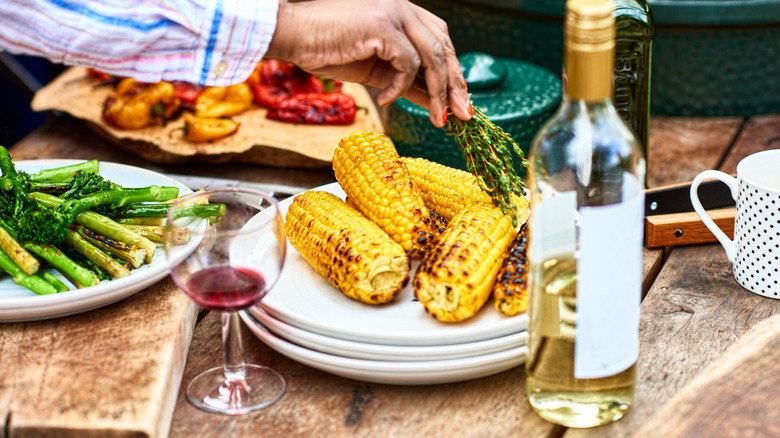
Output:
[240, 183, 529, 385]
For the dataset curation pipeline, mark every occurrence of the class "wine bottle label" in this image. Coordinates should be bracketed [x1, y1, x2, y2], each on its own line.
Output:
[529, 191, 577, 337]
[530, 191, 577, 261]
[575, 180, 643, 379]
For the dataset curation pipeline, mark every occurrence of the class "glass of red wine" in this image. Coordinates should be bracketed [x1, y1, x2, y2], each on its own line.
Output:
[164, 188, 286, 415]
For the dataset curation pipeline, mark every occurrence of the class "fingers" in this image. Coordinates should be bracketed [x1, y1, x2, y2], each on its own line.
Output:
[402, 10, 449, 127]
[412, 5, 472, 123]
[373, 34, 420, 110]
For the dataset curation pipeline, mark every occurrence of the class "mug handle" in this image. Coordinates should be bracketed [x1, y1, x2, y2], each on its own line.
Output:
[689, 170, 738, 262]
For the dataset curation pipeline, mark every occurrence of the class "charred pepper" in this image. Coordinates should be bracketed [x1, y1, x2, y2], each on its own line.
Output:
[250, 60, 343, 110]
[266, 92, 356, 124]
[86, 68, 120, 85]
[171, 81, 205, 112]
[195, 83, 253, 118]
[103, 78, 181, 129]
[180, 113, 239, 143]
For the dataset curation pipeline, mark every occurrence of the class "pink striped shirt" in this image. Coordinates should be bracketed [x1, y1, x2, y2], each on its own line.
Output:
[0, 0, 279, 86]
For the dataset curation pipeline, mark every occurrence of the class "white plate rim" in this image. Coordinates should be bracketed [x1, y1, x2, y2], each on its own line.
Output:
[249, 305, 528, 362]
[0, 159, 192, 322]
[240, 311, 528, 385]
[257, 182, 529, 346]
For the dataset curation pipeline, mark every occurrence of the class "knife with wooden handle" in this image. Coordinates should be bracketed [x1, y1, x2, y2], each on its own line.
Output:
[644, 177, 736, 248]
[645, 208, 735, 248]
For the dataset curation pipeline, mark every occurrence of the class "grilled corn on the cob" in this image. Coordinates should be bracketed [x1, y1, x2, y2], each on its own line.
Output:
[286, 191, 410, 304]
[333, 132, 442, 258]
[401, 156, 530, 223]
[493, 224, 529, 316]
[414, 203, 516, 322]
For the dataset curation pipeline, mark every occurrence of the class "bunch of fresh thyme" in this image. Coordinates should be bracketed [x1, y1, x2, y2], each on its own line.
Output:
[445, 106, 528, 226]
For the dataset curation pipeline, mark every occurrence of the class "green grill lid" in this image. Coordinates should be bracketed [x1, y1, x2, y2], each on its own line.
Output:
[392, 52, 561, 125]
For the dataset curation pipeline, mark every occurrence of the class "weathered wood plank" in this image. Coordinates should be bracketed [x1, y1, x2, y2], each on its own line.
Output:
[169, 312, 557, 438]
[634, 314, 780, 438]
[647, 116, 742, 188]
[720, 113, 780, 174]
[0, 279, 198, 437]
[642, 248, 666, 300]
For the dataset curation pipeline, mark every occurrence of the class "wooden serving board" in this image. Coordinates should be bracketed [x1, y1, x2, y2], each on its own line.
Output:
[31, 67, 384, 168]
[0, 278, 198, 438]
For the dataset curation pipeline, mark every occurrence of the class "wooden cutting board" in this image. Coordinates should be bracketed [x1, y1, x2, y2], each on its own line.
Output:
[31, 67, 384, 168]
[0, 278, 198, 438]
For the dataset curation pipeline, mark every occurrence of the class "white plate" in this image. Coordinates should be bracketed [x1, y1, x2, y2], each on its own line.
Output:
[241, 311, 528, 385]
[257, 182, 528, 346]
[0, 160, 191, 322]
[249, 306, 527, 362]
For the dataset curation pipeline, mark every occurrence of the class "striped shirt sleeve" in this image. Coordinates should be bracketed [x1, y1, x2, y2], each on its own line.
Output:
[0, 0, 279, 86]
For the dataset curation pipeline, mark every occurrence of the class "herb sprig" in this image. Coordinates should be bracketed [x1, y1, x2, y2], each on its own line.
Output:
[411, 72, 527, 226]
[445, 105, 528, 226]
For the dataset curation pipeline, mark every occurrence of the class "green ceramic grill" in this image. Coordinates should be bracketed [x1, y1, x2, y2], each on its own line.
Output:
[383, 53, 562, 173]
[413, 0, 780, 117]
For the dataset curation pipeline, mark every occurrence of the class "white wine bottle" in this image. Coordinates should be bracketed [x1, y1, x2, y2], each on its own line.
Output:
[525, 0, 646, 428]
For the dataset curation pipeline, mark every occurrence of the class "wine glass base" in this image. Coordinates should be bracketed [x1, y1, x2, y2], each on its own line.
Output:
[186, 364, 286, 415]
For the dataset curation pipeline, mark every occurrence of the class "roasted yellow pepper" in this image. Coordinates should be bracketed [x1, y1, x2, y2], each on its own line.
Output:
[181, 113, 239, 143]
[244, 61, 263, 88]
[195, 83, 253, 118]
[103, 78, 181, 129]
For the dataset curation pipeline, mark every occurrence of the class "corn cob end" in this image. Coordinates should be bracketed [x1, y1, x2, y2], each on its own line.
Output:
[413, 203, 515, 323]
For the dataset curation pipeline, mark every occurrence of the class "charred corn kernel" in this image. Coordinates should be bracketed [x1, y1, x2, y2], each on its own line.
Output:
[333, 131, 442, 258]
[401, 156, 530, 223]
[493, 223, 529, 316]
[286, 191, 410, 304]
[414, 203, 515, 323]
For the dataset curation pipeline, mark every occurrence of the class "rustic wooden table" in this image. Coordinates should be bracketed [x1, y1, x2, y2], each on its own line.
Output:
[2, 113, 780, 437]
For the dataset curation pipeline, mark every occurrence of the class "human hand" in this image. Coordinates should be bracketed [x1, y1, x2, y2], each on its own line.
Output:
[266, 0, 472, 127]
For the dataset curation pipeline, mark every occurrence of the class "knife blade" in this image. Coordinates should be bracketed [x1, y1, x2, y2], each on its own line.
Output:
[164, 173, 308, 200]
[645, 177, 734, 216]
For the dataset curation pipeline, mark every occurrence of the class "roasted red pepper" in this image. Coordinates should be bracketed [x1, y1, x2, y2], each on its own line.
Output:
[266, 92, 356, 125]
[87, 68, 112, 82]
[86, 68, 120, 86]
[250, 83, 291, 110]
[259, 59, 296, 86]
[251, 60, 343, 109]
[171, 81, 205, 111]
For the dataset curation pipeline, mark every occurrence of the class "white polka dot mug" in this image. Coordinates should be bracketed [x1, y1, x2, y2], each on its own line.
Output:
[690, 149, 780, 299]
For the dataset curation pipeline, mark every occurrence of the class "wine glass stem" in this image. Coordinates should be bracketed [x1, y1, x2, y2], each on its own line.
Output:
[222, 312, 247, 379]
